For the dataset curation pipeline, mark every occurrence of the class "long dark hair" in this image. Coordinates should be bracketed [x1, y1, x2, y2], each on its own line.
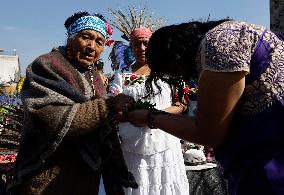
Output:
[145, 19, 230, 100]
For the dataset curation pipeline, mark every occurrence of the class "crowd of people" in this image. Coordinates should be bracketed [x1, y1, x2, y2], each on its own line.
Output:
[1, 4, 283, 195]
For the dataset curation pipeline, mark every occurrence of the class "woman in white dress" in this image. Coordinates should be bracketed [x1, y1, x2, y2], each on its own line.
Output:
[108, 25, 189, 194]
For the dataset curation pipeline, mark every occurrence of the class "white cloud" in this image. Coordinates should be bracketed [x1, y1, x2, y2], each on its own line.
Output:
[0, 26, 25, 32]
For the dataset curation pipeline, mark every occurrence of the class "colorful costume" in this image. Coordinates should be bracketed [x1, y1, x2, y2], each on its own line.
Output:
[8, 47, 137, 194]
[109, 66, 189, 194]
[108, 6, 189, 194]
[197, 20, 284, 194]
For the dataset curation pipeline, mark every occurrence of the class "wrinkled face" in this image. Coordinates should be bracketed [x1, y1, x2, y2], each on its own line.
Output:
[68, 29, 105, 68]
[131, 37, 150, 64]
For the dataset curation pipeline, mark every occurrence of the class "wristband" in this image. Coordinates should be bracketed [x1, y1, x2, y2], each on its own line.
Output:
[147, 109, 167, 129]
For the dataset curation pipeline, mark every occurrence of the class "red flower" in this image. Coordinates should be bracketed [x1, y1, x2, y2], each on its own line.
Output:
[106, 23, 113, 35]
[130, 75, 138, 81]
[106, 39, 114, 46]
[184, 85, 189, 93]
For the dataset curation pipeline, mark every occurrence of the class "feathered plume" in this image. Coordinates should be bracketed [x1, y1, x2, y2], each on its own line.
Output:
[109, 41, 135, 72]
[108, 3, 166, 71]
[108, 4, 166, 41]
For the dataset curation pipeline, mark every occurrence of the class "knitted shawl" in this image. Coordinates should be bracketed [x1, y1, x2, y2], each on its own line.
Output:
[10, 48, 113, 187]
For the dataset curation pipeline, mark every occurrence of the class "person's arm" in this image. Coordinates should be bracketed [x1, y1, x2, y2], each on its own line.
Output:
[127, 70, 246, 147]
[67, 98, 112, 138]
[195, 70, 245, 146]
[68, 93, 134, 139]
[163, 101, 187, 114]
[68, 69, 123, 138]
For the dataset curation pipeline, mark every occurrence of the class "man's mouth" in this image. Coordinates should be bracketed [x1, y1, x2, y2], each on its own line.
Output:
[81, 51, 94, 59]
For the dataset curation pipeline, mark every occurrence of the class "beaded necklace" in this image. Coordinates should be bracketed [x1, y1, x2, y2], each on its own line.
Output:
[83, 63, 97, 96]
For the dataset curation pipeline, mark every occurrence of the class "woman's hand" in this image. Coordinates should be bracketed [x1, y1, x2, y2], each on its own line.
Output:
[112, 93, 135, 122]
[112, 93, 135, 113]
[126, 109, 149, 127]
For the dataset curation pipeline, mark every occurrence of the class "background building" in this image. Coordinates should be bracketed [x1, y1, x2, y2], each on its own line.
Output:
[0, 49, 21, 95]
[0, 49, 20, 83]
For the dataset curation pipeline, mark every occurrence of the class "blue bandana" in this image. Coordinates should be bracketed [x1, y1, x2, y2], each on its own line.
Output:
[67, 15, 107, 38]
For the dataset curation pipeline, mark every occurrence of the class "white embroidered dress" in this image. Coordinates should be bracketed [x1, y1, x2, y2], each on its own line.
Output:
[109, 67, 189, 195]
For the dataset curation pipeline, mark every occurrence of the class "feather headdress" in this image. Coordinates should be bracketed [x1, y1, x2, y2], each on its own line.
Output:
[108, 4, 166, 71]
[108, 5, 166, 41]
[109, 41, 135, 72]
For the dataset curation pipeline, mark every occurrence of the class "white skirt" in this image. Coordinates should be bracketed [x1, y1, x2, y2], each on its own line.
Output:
[123, 144, 189, 195]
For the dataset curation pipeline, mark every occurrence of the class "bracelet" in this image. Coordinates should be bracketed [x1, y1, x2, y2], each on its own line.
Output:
[147, 109, 167, 129]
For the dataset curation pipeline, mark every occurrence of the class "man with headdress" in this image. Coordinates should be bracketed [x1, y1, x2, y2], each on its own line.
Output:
[7, 11, 138, 195]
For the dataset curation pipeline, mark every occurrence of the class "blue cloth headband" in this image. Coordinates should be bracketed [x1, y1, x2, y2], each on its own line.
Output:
[67, 15, 107, 38]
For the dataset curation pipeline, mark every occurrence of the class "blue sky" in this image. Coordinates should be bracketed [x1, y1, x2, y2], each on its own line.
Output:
[0, 0, 269, 75]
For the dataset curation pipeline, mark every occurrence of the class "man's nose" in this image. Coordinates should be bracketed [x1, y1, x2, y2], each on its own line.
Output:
[140, 43, 146, 50]
[88, 40, 96, 50]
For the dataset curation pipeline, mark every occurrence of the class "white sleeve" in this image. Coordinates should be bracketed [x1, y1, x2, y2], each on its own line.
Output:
[108, 70, 123, 96]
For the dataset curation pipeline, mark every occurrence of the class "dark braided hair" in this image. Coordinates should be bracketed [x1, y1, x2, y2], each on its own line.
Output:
[145, 19, 230, 100]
